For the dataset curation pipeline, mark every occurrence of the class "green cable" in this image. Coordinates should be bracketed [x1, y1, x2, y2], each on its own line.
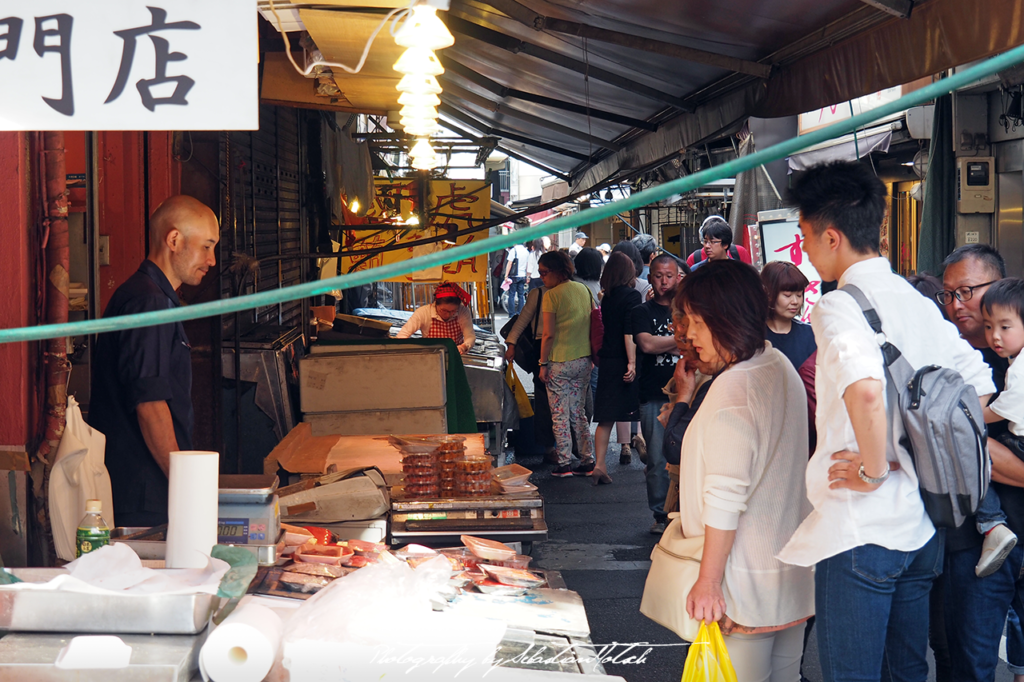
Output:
[3, 43, 1024, 345]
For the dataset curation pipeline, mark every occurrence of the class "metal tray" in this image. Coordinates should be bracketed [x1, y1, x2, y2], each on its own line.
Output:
[218, 474, 279, 504]
[0, 568, 215, 635]
[111, 528, 285, 567]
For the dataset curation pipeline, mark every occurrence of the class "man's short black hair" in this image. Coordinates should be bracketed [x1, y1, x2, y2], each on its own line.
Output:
[702, 217, 733, 248]
[943, 244, 1007, 279]
[632, 234, 657, 263]
[650, 252, 689, 275]
[788, 160, 886, 254]
[981, 278, 1024, 325]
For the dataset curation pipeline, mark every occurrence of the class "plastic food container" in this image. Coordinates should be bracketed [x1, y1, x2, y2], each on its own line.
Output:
[435, 435, 467, 452]
[406, 484, 440, 498]
[455, 470, 491, 482]
[456, 455, 491, 473]
[387, 435, 444, 454]
[294, 543, 353, 566]
[438, 450, 467, 463]
[402, 452, 438, 467]
[492, 463, 532, 487]
[461, 535, 516, 562]
[495, 554, 532, 570]
[480, 563, 545, 588]
[405, 473, 441, 486]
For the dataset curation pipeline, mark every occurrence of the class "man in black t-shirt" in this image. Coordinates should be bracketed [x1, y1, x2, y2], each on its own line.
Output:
[631, 254, 683, 535]
[940, 245, 1024, 681]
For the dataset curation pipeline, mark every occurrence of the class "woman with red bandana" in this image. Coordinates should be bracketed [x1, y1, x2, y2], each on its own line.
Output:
[396, 282, 476, 354]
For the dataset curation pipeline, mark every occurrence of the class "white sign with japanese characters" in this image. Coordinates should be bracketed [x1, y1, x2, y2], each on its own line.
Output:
[0, 0, 257, 130]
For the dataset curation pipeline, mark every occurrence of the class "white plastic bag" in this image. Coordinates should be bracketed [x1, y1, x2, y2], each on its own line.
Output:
[281, 558, 506, 681]
[49, 396, 114, 562]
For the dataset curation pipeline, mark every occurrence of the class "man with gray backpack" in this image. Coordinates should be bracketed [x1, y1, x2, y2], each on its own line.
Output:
[777, 161, 996, 682]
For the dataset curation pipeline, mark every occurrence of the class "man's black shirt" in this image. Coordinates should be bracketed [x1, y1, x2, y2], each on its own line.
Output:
[89, 260, 194, 523]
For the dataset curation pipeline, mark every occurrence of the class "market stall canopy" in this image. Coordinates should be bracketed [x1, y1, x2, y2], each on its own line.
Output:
[260, 0, 1024, 186]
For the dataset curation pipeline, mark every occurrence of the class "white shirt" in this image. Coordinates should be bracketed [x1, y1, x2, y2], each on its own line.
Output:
[507, 244, 529, 278]
[778, 258, 995, 567]
[568, 242, 583, 256]
[991, 357, 1024, 437]
[527, 250, 540, 279]
[395, 303, 476, 348]
[680, 345, 814, 627]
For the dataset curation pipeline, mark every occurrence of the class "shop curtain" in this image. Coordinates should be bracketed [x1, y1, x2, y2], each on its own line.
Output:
[918, 94, 955, 276]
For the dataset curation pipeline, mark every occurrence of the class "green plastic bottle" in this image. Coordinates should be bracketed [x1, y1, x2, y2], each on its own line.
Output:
[75, 499, 110, 558]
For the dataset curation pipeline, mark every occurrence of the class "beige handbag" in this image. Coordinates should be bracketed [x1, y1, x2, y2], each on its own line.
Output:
[639, 513, 705, 642]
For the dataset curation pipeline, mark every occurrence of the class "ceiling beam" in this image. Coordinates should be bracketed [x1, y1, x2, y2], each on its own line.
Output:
[441, 82, 622, 151]
[476, 0, 771, 79]
[439, 103, 593, 161]
[437, 116, 570, 180]
[446, 14, 692, 111]
[440, 55, 658, 131]
[858, 0, 913, 18]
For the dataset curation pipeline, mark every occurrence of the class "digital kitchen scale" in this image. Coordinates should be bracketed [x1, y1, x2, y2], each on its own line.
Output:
[217, 474, 281, 547]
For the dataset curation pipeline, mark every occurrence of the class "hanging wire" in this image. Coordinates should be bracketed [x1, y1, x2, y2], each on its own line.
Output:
[267, 0, 414, 77]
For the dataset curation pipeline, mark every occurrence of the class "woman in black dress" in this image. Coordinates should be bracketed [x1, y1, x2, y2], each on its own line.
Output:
[592, 252, 642, 484]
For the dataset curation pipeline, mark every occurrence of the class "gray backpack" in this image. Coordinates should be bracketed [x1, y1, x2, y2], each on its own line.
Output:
[843, 285, 989, 529]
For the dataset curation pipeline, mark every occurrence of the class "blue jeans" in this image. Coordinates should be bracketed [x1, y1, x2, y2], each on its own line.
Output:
[975, 487, 1007, 534]
[816, 532, 943, 682]
[1008, 605, 1024, 674]
[945, 542, 1024, 681]
[508, 277, 526, 316]
[639, 399, 669, 521]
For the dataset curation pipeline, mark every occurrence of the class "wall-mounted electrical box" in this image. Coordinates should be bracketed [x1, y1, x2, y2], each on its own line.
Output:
[957, 156, 996, 213]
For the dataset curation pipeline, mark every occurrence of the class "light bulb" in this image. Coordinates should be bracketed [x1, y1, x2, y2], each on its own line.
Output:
[400, 104, 438, 121]
[412, 155, 437, 170]
[394, 5, 455, 50]
[349, 198, 360, 214]
[397, 74, 442, 95]
[402, 119, 440, 136]
[409, 138, 435, 159]
[393, 47, 444, 76]
[398, 92, 440, 107]
[404, 215, 420, 226]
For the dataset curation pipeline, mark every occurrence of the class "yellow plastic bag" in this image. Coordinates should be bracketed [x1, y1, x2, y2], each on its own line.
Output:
[682, 622, 738, 682]
[506, 364, 534, 419]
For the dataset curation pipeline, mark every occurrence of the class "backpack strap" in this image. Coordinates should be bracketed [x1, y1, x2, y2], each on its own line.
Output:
[729, 244, 739, 261]
[840, 284, 904, 369]
[839, 284, 904, 463]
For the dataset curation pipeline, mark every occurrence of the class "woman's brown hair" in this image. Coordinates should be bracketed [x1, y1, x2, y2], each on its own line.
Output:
[760, 261, 809, 320]
[600, 252, 636, 292]
[674, 259, 767, 364]
[538, 250, 574, 281]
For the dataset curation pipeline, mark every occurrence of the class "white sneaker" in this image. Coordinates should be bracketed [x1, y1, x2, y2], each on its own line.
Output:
[976, 524, 1018, 578]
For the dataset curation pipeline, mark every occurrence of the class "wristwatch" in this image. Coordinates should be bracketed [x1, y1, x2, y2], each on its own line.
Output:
[858, 463, 890, 485]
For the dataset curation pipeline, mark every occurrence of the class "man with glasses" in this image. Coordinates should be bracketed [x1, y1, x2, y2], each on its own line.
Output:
[685, 215, 752, 269]
[941, 244, 1024, 681]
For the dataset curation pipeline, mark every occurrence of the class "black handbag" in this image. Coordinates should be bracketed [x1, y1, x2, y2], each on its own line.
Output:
[500, 290, 543, 374]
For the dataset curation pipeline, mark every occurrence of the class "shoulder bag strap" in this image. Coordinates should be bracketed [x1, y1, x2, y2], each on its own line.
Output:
[839, 284, 902, 459]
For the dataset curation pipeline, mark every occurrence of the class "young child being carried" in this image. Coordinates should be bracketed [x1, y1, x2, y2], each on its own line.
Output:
[977, 278, 1024, 577]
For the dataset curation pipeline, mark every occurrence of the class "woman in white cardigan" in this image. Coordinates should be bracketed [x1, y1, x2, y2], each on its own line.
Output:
[674, 260, 814, 682]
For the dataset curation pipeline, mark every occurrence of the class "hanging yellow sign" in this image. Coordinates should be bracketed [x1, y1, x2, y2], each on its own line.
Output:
[341, 179, 491, 283]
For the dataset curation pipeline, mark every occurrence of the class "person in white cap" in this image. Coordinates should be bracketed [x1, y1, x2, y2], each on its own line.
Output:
[597, 243, 611, 262]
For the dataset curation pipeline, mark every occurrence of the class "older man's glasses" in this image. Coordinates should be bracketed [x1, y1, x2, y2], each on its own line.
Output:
[935, 280, 998, 305]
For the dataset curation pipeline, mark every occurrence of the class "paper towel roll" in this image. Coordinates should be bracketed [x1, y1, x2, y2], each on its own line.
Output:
[165, 451, 219, 569]
[200, 603, 283, 682]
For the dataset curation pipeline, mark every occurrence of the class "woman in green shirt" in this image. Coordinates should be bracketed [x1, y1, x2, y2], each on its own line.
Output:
[537, 251, 596, 477]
